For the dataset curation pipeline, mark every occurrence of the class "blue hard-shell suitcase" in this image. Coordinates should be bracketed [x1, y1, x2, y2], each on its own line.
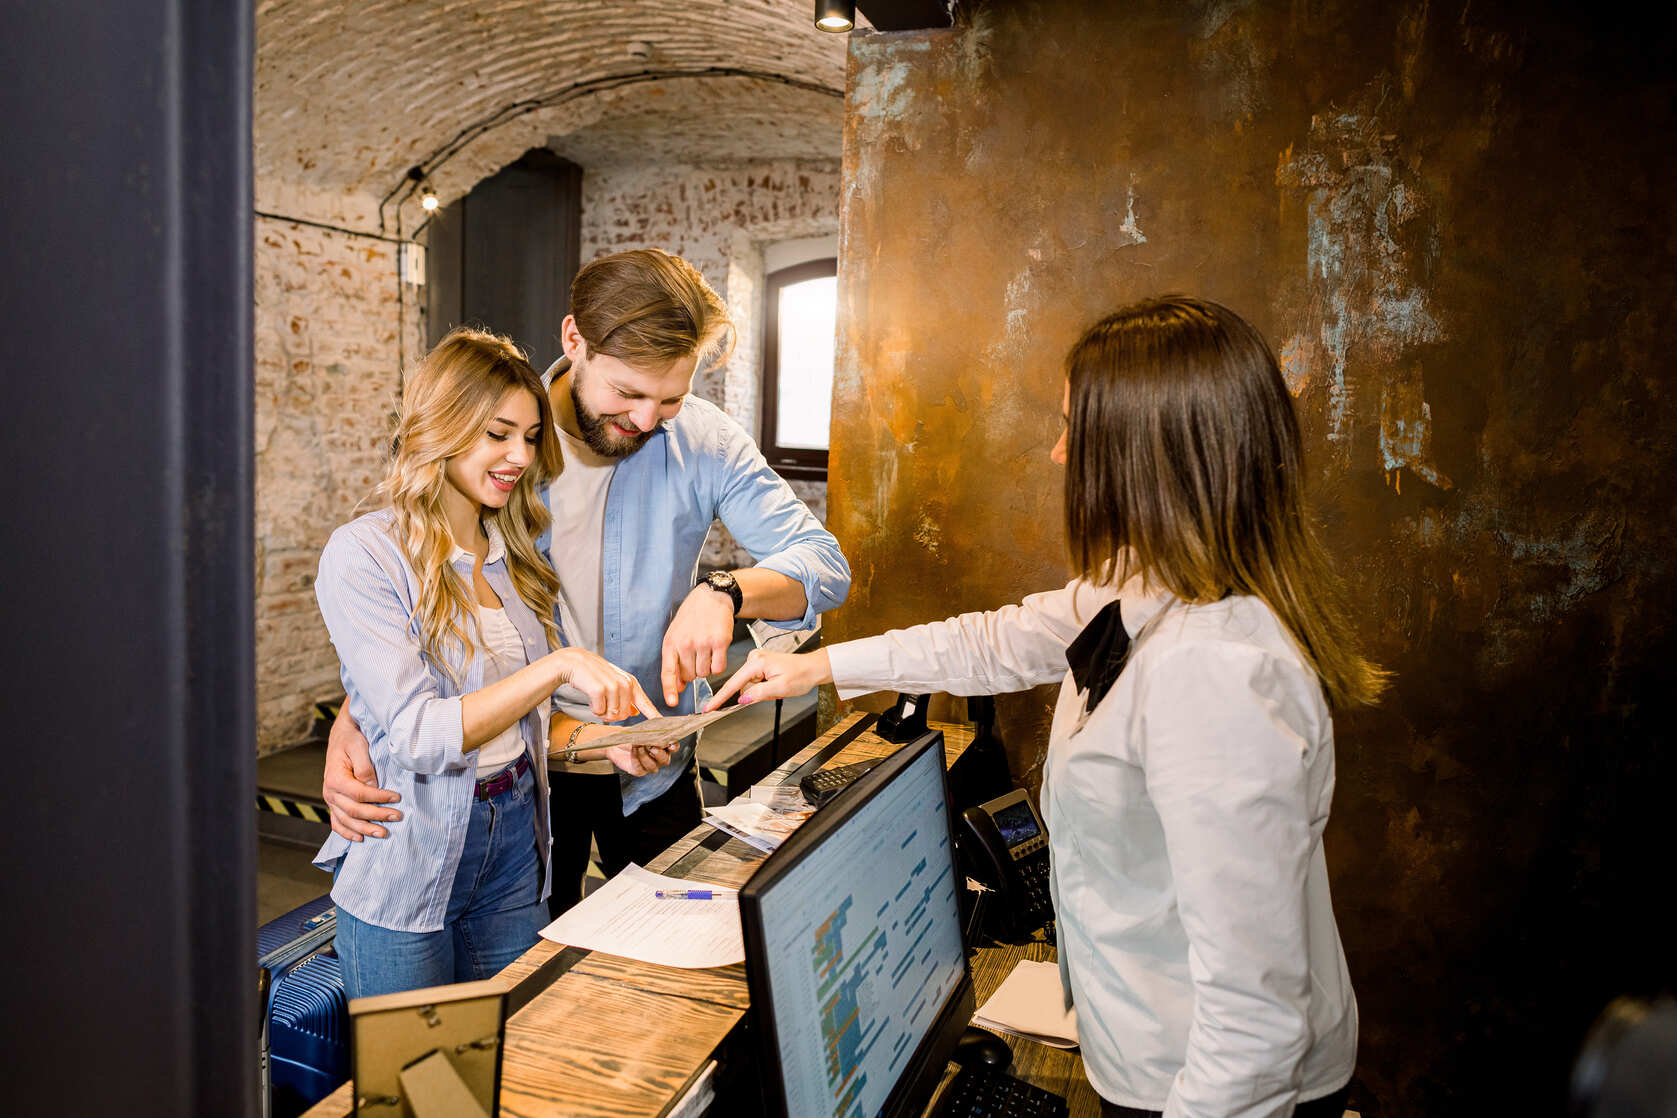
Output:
[258, 894, 347, 1118]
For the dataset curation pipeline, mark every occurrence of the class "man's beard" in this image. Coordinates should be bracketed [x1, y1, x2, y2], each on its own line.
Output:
[571, 375, 655, 459]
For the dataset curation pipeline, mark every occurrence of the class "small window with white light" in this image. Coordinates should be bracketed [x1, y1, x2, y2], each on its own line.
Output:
[761, 258, 838, 480]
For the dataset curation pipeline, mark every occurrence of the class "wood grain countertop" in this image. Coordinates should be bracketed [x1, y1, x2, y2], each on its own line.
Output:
[301, 714, 1096, 1118]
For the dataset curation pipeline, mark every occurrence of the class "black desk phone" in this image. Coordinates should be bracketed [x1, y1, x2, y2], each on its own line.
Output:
[959, 788, 1054, 942]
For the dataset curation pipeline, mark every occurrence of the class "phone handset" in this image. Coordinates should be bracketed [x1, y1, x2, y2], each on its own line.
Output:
[958, 788, 1054, 943]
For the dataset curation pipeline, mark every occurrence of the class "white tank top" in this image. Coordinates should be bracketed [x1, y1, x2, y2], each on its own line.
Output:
[546, 425, 618, 774]
[475, 605, 533, 774]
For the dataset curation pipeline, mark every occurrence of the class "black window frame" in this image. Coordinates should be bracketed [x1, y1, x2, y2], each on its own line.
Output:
[760, 257, 839, 480]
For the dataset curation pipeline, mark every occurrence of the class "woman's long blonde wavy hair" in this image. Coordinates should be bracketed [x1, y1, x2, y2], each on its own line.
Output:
[1063, 296, 1388, 710]
[376, 326, 562, 682]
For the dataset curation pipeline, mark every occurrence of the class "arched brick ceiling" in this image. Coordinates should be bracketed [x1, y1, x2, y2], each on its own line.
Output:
[545, 76, 845, 168]
[255, 0, 852, 227]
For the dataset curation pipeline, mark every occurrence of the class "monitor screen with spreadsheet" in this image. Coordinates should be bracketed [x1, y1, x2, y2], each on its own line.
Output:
[739, 729, 974, 1118]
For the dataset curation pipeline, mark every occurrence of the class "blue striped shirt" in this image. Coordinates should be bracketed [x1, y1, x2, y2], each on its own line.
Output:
[311, 509, 553, 932]
[538, 362, 852, 812]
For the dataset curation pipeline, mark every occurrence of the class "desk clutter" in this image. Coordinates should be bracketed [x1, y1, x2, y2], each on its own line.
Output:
[701, 780, 816, 851]
[301, 709, 1102, 1118]
[539, 863, 745, 968]
[973, 959, 1080, 1050]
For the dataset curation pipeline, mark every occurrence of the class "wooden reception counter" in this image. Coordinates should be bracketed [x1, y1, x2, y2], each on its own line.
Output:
[302, 712, 1101, 1118]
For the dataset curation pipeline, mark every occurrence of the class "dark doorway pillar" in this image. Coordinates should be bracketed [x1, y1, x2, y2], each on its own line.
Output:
[0, 2, 256, 1115]
[426, 148, 584, 370]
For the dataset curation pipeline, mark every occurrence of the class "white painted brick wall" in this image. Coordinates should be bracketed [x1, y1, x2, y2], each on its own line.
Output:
[580, 159, 842, 407]
[579, 159, 839, 571]
[254, 219, 425, 752]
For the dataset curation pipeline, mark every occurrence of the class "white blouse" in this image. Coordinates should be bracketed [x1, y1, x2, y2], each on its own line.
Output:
[826, 578, 1357, 1116]
[474, 605, 536, 774]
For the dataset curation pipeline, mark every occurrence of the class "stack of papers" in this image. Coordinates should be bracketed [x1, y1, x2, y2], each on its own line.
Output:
[539, 864, 743, 968]
[972, 960, 1079, 1049]
[701, 783, 814, 852]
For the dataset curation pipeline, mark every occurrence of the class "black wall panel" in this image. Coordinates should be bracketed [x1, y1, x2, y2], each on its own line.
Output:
[427, 149, 583, 371]
[0, 2, 256, 1114]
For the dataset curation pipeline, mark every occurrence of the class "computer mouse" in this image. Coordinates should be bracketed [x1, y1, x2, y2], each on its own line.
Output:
[952, 1026, 1014, 1071]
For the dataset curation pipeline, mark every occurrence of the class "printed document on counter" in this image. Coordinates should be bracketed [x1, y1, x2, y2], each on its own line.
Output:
[539, 863, 744, 968]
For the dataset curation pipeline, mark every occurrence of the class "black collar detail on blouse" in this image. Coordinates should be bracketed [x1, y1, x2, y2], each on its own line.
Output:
[1066, 599, 1131, 709]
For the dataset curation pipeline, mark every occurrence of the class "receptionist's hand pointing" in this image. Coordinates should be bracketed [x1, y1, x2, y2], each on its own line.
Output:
[705, 648, 833, 711]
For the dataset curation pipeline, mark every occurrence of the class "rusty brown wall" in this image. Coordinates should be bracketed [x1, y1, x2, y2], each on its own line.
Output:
[829, 2, 1677, 1111]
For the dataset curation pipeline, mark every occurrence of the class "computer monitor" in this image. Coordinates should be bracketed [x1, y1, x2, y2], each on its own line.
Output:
[740, 729, 974, 1118]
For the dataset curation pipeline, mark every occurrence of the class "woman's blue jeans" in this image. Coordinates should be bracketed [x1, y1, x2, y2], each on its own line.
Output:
[335, 765, 546, 1000]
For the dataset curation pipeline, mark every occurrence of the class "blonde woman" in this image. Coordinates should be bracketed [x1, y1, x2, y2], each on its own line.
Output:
[710, 297, 1380, 1117]
[312, 327, 670, 1000]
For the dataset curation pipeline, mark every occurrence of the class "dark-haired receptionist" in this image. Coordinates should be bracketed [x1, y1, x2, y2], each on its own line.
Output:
[709, 297, 1377, 1118]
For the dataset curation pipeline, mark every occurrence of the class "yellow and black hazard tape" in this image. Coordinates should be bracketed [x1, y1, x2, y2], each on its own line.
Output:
[256, 793, 329, 825]
[310, 697, 342, 739]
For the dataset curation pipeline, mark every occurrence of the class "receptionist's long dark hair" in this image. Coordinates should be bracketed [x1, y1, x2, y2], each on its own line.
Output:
[1062, 295, 1387, 711]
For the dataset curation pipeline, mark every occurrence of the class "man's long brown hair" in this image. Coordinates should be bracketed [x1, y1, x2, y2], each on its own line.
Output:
[1063, 295, 1387, 710]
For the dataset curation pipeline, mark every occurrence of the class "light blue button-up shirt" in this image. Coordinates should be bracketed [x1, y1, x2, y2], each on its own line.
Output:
[311, 510, 554, 932]
[539, 361, 852, 812]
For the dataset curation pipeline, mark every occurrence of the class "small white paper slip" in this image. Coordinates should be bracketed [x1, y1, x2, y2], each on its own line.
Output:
[972, 959, 1080, 1049]
[703, 800, 815, 852]
[746, 782, 812, 812]
[539, 863, 744, 968]
[700, 813, 777, 853]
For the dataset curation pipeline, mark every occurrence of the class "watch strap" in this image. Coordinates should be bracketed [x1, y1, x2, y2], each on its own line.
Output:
[703, 571, 743, 614]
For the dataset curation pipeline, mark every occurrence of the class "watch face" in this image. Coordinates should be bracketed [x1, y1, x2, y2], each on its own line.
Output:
[705, 571, 742, 610]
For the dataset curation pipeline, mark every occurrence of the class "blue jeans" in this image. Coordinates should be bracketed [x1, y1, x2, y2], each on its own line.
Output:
[335, 765, 546, 1000]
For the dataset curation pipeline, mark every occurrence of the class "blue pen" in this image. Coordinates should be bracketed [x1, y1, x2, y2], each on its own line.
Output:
[654, 889, 735, 900]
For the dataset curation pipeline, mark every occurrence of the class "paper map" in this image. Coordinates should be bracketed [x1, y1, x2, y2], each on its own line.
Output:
[581, 706, 738, 749]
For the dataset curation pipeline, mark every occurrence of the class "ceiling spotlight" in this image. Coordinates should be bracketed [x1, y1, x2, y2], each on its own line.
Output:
[815, 0, 854, 32]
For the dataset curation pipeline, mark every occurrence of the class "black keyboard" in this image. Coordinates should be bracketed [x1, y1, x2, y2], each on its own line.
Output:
[798, 759, 882, 806]
[938, 1066, 1069, 1117]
